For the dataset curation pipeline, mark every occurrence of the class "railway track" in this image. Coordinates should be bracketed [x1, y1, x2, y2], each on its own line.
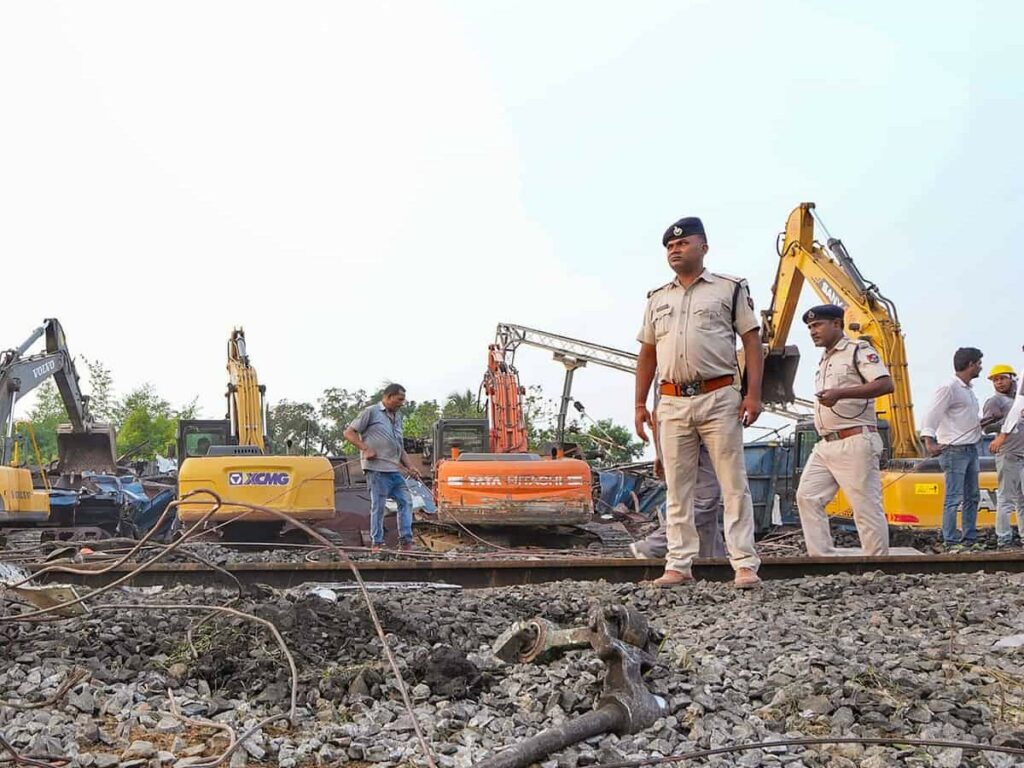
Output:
[25, 550, 1024, 589]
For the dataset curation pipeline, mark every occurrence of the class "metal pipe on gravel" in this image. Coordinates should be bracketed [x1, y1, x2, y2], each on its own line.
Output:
[476, 708, 622, 768]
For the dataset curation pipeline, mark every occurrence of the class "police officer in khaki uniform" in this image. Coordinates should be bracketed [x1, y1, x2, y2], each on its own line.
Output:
[795, 304, 894, 556]
[635, 216, 763, 588]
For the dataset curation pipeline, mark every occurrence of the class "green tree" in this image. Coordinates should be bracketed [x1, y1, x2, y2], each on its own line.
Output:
[118, 407, 177, 460]
[112, 383, 170, 429]
[114, 384, 199, 459]
[18, 381, 66, 464]
[523, 385, 557, 449]
[318, 383, 444, 451]
[517, 385, 641, 464]
[563, 418, 644, 465]
[269, 400, 324, 454]
[442, 389, 484, 419]
[82, 356, 115, 423]
[403, 399, 440, 439]
[318, 387, 371, 454]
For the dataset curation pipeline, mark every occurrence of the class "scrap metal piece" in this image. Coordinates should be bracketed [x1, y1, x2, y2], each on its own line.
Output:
[492, 618, 592, 664]
[1, 561, 86, 617]
[417, 530, 465, 553]
[476, 603, 667, 768]
[10, 584, 87, 616]
[589, 604, 665, 734]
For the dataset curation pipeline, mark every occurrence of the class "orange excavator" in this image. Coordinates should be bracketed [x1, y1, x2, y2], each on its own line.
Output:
[432, 333, 594, 526]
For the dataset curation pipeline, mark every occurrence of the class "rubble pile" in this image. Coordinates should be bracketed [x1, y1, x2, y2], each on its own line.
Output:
[3, 571, 1024, 767]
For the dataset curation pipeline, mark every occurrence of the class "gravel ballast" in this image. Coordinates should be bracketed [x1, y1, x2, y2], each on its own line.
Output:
[3, 570, 1024, 767]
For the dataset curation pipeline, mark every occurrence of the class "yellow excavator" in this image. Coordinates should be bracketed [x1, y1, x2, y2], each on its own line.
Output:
[760, 202, 997, 527]
[1, 319, 117, 531]
[175, 329, 335, 538]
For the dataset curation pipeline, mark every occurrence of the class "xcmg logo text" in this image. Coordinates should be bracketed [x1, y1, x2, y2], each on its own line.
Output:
[227, 472, 290, 486]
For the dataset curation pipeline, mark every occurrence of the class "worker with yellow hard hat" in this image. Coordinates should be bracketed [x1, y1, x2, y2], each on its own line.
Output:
[984, 364, 1023, 547]
[989, 364, 1017, 379]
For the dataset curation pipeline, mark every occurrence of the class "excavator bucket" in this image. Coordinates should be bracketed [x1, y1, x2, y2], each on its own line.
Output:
[56, 423, 118, 475]
[760, 345, 801, 405]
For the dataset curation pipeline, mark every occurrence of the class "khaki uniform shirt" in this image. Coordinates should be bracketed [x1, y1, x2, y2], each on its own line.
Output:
[637, 270, 759, 384]
[813, 335, 889, 434]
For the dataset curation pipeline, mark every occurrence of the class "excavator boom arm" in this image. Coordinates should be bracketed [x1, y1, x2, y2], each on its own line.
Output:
[761, 203, 920, 459]
[483, 344, 529, 453]
[226, 329, 267, 451]
[0, 319, 94, 465]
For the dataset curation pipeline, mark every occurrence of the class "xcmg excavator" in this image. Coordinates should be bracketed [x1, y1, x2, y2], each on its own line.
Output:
[760, 202, 997, 527]
[175, 329, 335, 537]
[432, 331, 594, 526]
[0, 319, 117, 529]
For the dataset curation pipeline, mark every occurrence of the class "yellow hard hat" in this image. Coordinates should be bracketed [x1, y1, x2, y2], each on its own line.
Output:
[988, 364, 1016, 379]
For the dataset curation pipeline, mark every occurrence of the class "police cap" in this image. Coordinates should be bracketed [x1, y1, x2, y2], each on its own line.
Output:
[802, 304, 844, 324]
[662, 216, 706, 247]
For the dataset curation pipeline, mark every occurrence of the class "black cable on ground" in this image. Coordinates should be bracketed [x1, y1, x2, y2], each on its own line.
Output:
[592, 735, 1024, 768]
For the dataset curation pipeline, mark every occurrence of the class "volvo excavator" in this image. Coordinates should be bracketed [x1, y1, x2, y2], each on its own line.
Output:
[0, 319, 117, 530]
[432, 332, 594, 526]
[760, 202, 997, 527]
[175, 329, 335, 537]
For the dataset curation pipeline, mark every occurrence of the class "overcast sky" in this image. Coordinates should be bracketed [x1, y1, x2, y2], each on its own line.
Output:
[2, 1, 1021, 453]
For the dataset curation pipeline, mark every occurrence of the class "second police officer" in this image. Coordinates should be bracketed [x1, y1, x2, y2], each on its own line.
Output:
[795, 304, 893, 556]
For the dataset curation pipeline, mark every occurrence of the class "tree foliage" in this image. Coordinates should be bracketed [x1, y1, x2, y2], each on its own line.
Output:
[268, 399, 325, 455]
[269, 385, 488, 457]
[442, 389, 484, 419]
[18, 381, 66, 464]
[563, 418, 645, 464]
[271, 383, 447, 456]
[82, 356, 115, 423]
[522, 387, 643, 465]
[16, 362, 639, 468]
[403, 400, 440, 441]
[114, 384, 198, 459]
[16, 365, 198, 464]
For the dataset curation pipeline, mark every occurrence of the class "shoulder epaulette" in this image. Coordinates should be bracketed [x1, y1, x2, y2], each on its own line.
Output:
[646, 281, 674, 299]
[711, 272, 746, 285]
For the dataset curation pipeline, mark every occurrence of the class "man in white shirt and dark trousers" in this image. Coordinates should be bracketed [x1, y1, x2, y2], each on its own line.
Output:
[920, 347, 984, 551]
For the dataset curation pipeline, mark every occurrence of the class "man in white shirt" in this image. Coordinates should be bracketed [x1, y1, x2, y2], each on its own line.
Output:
[920, 347, 984, 551]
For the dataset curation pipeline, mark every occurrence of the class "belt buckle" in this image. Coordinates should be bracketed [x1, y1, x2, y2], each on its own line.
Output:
[682, 382, 700, 397]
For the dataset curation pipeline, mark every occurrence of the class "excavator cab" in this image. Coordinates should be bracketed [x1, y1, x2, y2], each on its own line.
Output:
[430, 419, 489, 467]
[176, 419, 234, 463]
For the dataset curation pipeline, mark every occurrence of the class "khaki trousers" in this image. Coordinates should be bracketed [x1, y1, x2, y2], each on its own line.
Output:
[658, 387, 760, 574]
[796, 430, 889, 556]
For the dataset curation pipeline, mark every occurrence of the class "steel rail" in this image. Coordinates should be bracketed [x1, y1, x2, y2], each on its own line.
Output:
[26, 551, 1024, 590]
